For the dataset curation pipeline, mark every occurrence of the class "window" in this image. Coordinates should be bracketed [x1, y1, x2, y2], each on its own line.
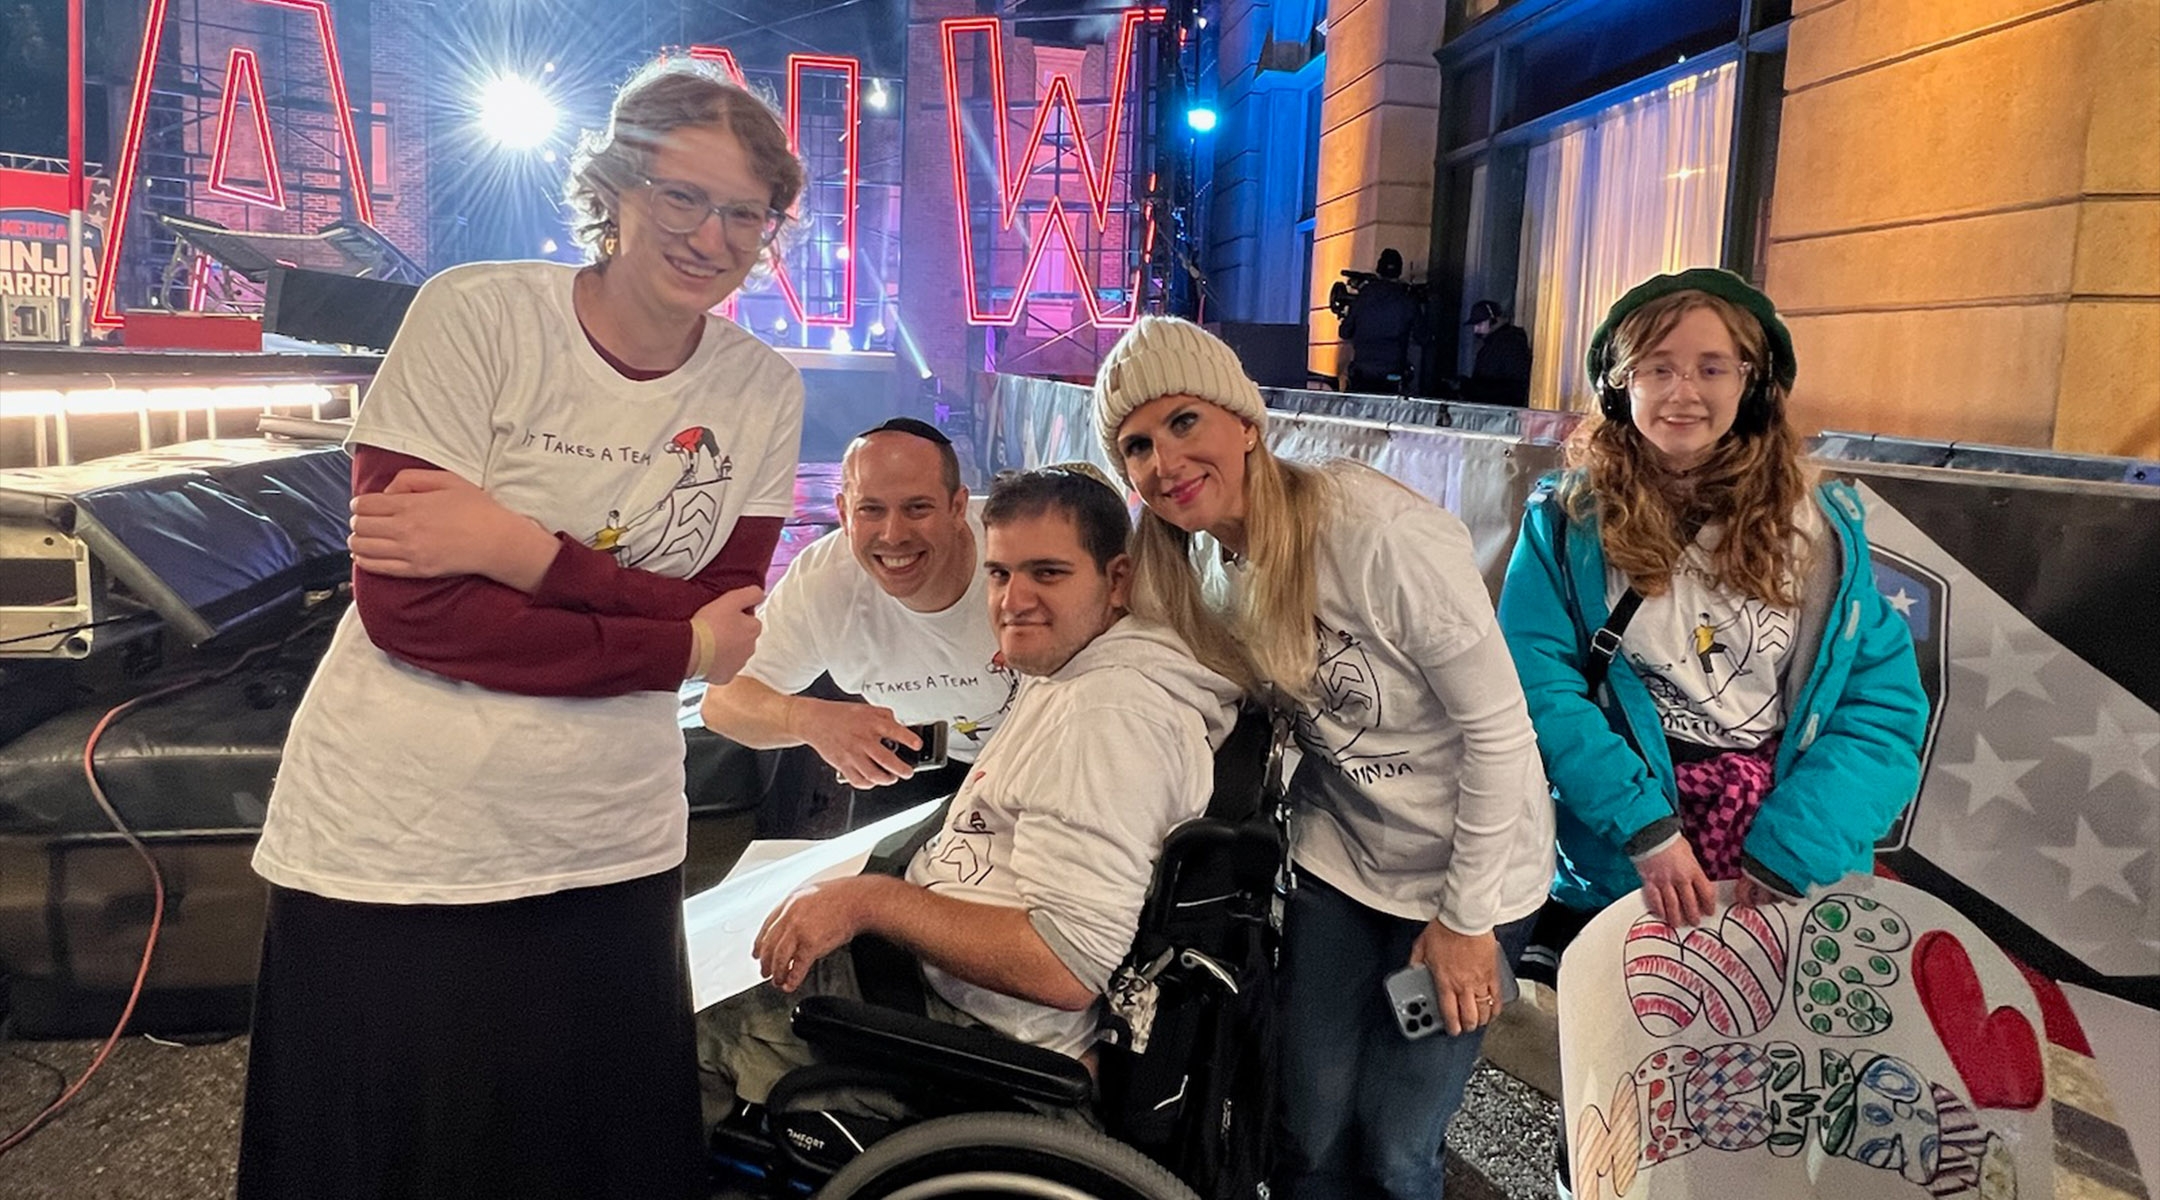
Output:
[1509, 0, 1737, 128]
[369, 101, 393, 198]
[1514, 61, 1737, 410]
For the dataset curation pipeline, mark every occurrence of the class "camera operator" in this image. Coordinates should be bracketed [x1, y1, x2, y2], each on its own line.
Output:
[1461, 299, 1533, 407]
[1333, 248, 1426, 395]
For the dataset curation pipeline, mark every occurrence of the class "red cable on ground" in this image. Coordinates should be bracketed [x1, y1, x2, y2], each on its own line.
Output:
[0, 617, 321, 1158]
[0, 683, 180, 1157]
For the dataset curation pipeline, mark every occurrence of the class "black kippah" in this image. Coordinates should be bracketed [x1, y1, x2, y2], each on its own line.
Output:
[858, 416, 952, 447]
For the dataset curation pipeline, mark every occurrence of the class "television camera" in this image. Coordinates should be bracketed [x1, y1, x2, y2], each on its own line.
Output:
[1328, 269, 1429, 322]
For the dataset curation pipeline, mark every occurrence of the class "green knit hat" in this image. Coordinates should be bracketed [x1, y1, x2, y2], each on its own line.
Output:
[1584, 268, 1797, 393]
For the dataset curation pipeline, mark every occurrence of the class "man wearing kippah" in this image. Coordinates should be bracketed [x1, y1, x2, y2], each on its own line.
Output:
[701, 418, 1013, 792]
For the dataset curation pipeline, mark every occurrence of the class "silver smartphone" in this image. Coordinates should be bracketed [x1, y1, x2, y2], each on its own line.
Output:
[1384, 947, 1520, 1040]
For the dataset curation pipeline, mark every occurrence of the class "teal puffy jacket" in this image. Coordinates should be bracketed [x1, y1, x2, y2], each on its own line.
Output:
[1497, 470, 1930, 911]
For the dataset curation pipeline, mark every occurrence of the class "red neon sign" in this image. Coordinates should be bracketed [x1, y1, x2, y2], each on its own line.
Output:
[187, 254, 211, 312]
[206, 48, 287, 209]
[938, 9, 1159, 329]
[95, 0, 371, 328]
[686, 47, 860, 328]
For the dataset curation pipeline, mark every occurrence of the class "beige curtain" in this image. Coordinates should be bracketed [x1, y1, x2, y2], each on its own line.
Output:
[1516, 61, 1737, 411]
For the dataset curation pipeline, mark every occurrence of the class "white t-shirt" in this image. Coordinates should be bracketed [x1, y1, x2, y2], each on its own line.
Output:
[904, 618, 1241, 1057]
[1215, 462, 1554, 935]
[1605, 518, 1808, 751]
[254, 261, 804, 904]
[739, 504, 1014, 760]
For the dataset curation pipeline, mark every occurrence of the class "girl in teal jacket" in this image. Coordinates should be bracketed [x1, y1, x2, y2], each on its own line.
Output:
[1497, 269, 1928, 924]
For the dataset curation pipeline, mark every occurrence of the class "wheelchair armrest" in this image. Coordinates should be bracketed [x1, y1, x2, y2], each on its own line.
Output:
[791, 994, 1094, 1108]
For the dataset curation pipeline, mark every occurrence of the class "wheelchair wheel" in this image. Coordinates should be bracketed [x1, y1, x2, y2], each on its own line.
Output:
[815, 1110, 1198, 1199]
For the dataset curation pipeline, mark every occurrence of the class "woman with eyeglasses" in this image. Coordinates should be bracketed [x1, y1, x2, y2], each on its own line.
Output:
[238, 60, 806, 1199]
[1497, 269, 1926, 949]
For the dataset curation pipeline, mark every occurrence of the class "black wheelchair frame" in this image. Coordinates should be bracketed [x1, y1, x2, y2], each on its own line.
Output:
[710, 705, 1290, 1200]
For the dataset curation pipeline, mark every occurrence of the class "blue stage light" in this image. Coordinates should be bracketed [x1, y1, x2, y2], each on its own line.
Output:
[1185, 106, 1218, 133]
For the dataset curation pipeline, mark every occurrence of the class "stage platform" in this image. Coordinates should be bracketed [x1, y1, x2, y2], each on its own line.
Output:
[1, 344, 916, 470]
[2, 341, 894, 383]
[1, 343, 382, 385]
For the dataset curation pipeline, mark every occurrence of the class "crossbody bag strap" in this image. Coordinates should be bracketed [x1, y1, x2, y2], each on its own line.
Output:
[1549, 495, 1643, 696]
[1584, 587, 1644, 693]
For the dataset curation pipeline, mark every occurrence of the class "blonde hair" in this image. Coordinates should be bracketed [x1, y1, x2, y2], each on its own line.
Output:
[1566, 290, 1813, 606]
[564, 58, 806, 261]
[1126, 442, 1333, 704]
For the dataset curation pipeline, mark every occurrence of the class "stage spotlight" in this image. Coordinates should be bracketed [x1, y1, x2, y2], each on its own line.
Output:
[869, 320, 887, 338]
[1185, 105, 1218, 133]
[478, 74, 557, 150]
[772, 316, 789, 333]
[866, 79, 890, 111]
[830, 328, 854, 352]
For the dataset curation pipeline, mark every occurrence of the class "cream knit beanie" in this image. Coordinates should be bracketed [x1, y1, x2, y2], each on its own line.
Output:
[1093, 316, 1266, 475]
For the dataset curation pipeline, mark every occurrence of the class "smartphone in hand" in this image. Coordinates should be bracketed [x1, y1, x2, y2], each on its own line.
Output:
[882, 721, 949, 770]
[1384, 945, 1520, 1039]
[1384, 965, 1445, 1039]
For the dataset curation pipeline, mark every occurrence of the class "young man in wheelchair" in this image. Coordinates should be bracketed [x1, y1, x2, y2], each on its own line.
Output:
[696, 465, 1245, 1141]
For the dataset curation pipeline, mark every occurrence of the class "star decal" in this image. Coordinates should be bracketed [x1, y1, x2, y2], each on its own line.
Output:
[2036, 817, 2148, 905]
[2053, 710, 2160, 791]
[1885, 587, 1918, 617]
[1952, 626, 2053, 708]
[1940, 734, 2041, 815]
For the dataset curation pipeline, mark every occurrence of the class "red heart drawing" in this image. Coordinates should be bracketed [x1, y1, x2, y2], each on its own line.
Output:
[1913, 929, 2045, 1110]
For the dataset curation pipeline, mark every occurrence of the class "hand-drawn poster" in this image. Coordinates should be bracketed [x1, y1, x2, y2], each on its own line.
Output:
[1559, 876, 2062, 1200]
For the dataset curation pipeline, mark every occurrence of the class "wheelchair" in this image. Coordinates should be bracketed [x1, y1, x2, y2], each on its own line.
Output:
[710, 705, 1290, 1199]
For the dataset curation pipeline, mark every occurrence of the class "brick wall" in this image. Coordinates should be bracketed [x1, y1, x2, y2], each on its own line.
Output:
[901, 0, 979, 393]
[363, 0, 431, 267]
[901, 0, 1147, 392]
[153, 0, 429, 282]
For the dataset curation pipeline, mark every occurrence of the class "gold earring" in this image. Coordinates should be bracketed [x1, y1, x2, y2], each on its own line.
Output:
[599, 223, 620, 259]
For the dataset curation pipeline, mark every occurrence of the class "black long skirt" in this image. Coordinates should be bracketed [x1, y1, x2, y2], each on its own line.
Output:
[236, 869, 705, 1200]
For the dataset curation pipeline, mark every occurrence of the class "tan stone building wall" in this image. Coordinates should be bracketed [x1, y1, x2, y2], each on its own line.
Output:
[1765, 0, 2160, 457]
[1307, 0, 1446, 382]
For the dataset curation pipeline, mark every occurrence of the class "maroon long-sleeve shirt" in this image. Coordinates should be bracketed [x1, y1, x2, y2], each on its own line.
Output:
[348, 444, 781, 698]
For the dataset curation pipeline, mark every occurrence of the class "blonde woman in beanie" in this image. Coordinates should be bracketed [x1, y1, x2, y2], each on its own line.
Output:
[1098, 316, 1556, 1200]
[1496, 270, 1925, 942]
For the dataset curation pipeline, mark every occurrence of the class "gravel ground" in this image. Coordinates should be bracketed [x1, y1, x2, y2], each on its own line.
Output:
[0, 800, 1565, 1197]
[0, 1033, 248, 1200]
[1449, 1062, 1564, 1200]
[0, 1033, 1559, 1198]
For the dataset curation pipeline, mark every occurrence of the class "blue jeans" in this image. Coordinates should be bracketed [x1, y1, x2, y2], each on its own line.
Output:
[1276, 872, 1536, 1200]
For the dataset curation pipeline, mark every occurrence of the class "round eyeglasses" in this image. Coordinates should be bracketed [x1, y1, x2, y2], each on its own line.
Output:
[643, 178, 784, 248]
[1625, 359, 1753, 401]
